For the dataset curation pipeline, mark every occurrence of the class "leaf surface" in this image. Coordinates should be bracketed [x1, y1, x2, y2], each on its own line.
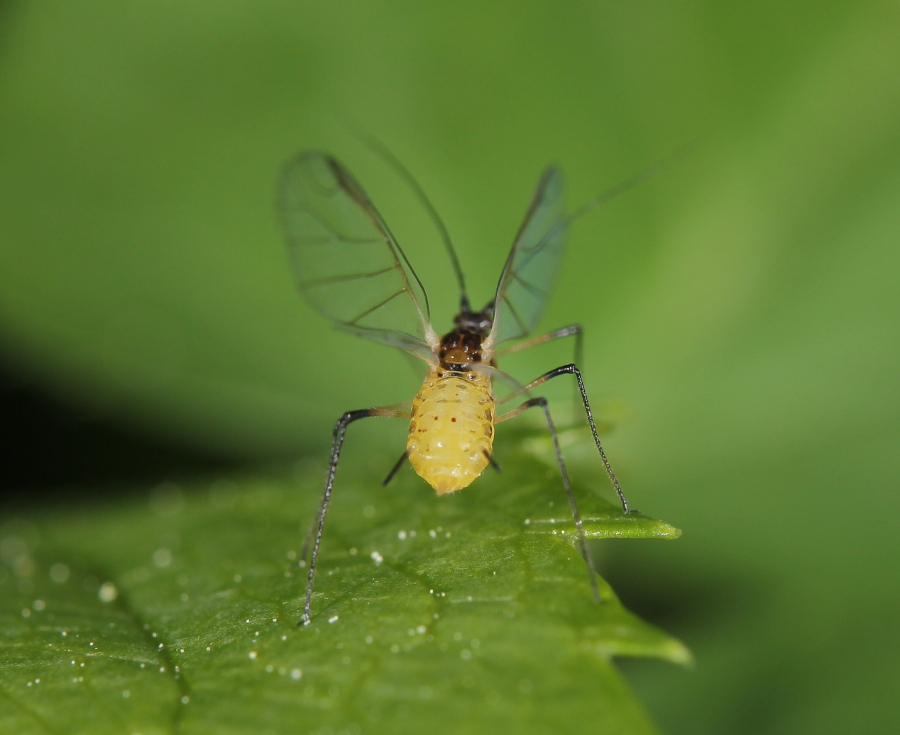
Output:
[1, 438, 686, 734]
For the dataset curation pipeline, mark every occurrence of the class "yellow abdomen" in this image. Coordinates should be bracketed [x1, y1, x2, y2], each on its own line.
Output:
[408, 368, 495, 495]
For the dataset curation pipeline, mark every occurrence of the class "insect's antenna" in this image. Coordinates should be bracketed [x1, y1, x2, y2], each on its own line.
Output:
[544, 140, 700, 250]
[340, 119, 470, 303]
[573, 140, 699, 225]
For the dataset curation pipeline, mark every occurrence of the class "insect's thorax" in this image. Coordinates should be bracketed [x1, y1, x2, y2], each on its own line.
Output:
[407, 327, 495, 496]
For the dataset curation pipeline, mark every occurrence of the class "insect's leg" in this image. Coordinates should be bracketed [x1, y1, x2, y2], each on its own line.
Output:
[482, 449, 502, 473]
[497, 325, 584, 418]
[497, 396, 600, 603]
[300, 406, 409, 626]
[497, 364, 635, 515]
[381, 450, 409, 486]
[299, 525, 315, 569]
[497, 324, 582, 360]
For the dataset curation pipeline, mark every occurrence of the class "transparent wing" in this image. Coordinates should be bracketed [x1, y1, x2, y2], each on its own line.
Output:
[277, 151, 435, 356]
[488, 167, 566, 345]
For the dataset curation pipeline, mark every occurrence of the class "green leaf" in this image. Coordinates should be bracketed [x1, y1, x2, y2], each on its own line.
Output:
[0, 528, 181, 734]
[1, 440, 686, 735]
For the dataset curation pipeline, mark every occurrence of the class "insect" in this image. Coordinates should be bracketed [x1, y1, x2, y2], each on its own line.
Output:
[278, 148, 643, 625]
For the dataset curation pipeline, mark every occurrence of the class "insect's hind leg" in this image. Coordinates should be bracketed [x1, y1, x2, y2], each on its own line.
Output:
[497, 396, 601, 603]
[300, 406, 409, 626]
[498, 364, 636, 515]
[497, 324, 584, 417]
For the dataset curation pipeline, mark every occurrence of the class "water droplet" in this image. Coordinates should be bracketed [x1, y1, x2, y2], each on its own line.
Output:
[98, 582, 118, 603]
[49, 563, 70, 583]
[152, 548, 173, 568]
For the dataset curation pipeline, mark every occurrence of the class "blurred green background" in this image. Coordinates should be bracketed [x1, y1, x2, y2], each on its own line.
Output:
[1, 1, 898, 732]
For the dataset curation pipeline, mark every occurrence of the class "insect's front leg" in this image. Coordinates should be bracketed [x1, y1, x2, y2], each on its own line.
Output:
[300, 405, 409, 626]
[497, 323, 583, 364]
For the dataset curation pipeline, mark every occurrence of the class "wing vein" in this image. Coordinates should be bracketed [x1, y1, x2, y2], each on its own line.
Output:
[277, 151, 437, 358]
[299, 266, 397, 288]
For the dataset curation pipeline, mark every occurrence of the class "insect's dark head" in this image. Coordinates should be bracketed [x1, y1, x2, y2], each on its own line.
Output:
[440, 299, 495, 370]
[453, 297, 494, 338]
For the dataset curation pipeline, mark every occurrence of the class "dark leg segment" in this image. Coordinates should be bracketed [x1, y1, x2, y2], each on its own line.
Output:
[381, 450, 409, 486]
[498, 396, 601, 603]
[498, 363, 635, 514]
[300, 407, 407, 625]
[483, 449, 502, 473]
[497, 325, 585, 418]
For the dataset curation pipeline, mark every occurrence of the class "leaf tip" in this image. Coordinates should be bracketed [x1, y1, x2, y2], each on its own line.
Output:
[662, 638, 694, 667]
